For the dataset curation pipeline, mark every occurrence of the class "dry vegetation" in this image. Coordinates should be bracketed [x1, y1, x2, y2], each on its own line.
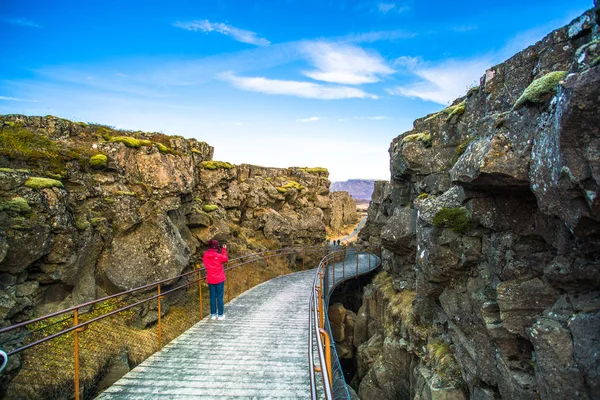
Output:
[5, 249, 325, 399]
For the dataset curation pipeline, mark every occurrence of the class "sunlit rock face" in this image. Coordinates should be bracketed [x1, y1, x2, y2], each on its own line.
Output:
[356, 8, 600, 400]
[0, 115, 337, 328]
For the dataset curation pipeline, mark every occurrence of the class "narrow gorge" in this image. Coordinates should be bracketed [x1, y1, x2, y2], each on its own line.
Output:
[340, 6, 600, 400]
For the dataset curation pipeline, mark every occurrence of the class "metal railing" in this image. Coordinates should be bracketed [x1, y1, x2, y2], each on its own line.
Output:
[309, 245, 382, 399]
[0, 245, 330, 400]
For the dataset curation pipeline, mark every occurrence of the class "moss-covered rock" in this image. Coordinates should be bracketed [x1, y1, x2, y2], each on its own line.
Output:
[453, 137, 473, 164]
[0, 197, 30, 213]
[444, 101, 466, 122]
[277, 181, 306, 193]
[202, 204, 219, 212]
[432, 207, 471, 234]
[109, 136, 152, 149]
[514, 71, 568, 107]
[90, 154, 108, 169]
[300, 167, 328, 174]
[199, 161, 235, 170]
[402, 132, 432, 148]
[24, 177, 64, 189]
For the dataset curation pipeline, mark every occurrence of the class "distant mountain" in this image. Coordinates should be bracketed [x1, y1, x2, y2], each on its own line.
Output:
[330, 179, 375, 201]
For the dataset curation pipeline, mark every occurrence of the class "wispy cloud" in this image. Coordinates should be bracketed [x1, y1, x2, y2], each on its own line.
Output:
[340, 29, 417, 44]
[378, 2, 396, 13]
[453, 24, 478, 32]
[298, 116, 324, 123]
[231, 121, 243, 126]
[220, 72, 378, 100]
[355, 1, 411, 14]
[0, 95, 38, 102]
[2, 18, 41, 28]
[174, 19, 270, 46]
[386, 57, 489, 104]
[300, 41, 394, 85]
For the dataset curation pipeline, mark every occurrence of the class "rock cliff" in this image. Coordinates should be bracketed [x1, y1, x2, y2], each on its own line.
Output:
[356, 8, 600, 400]
[0, 115, 334, 327]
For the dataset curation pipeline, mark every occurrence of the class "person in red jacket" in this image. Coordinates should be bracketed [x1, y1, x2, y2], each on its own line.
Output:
[203, 240, 228, 320]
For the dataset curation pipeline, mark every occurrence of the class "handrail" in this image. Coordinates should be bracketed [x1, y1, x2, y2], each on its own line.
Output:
[308, 244, 381, 400]
[0, 244, 327, 338]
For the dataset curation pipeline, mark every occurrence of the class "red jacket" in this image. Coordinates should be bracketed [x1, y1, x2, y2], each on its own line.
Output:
[203, 247, 228, 284]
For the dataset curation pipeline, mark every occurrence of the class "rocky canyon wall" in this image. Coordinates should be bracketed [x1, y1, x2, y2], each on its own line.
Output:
[0, 115, 337, 329]
[355, 7, 600, 400]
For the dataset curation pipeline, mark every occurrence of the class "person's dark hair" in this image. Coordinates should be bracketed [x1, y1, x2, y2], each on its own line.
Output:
[208, 240, 219, 249]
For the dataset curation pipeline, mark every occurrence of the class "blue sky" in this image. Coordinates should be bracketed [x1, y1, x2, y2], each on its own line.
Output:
[0, 0, 592, 181]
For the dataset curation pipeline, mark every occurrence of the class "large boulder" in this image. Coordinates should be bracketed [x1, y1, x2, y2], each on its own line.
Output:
[99, 213, 191, 292]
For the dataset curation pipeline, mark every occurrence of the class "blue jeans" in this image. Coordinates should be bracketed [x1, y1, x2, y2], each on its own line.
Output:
[209, 282, 225, 316]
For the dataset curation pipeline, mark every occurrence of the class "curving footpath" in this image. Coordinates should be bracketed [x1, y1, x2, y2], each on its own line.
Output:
[98, 252, 379, 399]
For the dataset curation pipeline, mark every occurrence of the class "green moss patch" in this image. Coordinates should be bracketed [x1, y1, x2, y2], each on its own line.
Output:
[514, 71, 567, 108]
[453, 137, 473, 164]
[300, 167, 328, 174]
[108, 136, 152, 149]
[156, 143, 173, 154]
[202, 204, 218, 212]
[0, 197, 30, 213]
[277, 181, 306, 193]
[24, 177, 64, 189]
[443, 101, 466, 122]
[417, 193, 429, 200]
[433, 207, 471, 234]
[90, 154, 108, 169]
[402, 132, 432, 148]
[115, 191, 136, 196]
[200, 161, 235, 170]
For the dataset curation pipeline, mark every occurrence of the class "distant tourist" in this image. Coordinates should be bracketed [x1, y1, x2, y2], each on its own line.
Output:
[203, 240, 228, 320]
[337, 239, 341, 246]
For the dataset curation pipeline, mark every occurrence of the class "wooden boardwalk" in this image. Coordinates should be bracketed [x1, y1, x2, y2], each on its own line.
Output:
[98, 252, 378, 399]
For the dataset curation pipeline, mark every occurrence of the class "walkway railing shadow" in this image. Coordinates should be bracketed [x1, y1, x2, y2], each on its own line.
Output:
[309, 244, 382, 400]
[0, 245, 329, 400]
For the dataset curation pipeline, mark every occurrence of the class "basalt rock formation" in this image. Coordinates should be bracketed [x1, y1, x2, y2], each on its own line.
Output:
[0, 115, 337, 329]
[356, 8, 600, 400]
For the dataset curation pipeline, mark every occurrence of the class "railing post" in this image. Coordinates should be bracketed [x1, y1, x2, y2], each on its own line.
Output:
[157, 284, 163, 350]
[196, 264, 203, 319]
[73, 308, 81, 400]
[225, 271, 229, 303]
[319, 328, 333, 389]
[318, 271, 324, 330]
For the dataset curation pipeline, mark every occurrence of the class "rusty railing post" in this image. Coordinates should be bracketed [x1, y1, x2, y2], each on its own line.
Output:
[318, 271, 324, 329]
[319, 328, 333, 389]
[196, 264, 203, 319]
[225, 270, 229, 303]
[157, 284, 164, 350]
[73, 308, 81, 400]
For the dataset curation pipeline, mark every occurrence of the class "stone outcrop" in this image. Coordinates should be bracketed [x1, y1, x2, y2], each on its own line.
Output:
[356, 9, 600, 400]
[328, 191, 359, 234]
[0, 115, 332, 328]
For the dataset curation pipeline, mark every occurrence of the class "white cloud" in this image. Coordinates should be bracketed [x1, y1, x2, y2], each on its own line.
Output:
[378, 2, 396, 13]
[393, 55, 422, 68]
[220, 72, 378, 100]
[0, 96, 38, 102]
[2, 18, 41, 28]
[300, 41, 394, 85]
[174, 20, 270, 47]
[386, 57, 490, 104]
[298, 117, 324, 123]
[232, 122, 243, 126]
